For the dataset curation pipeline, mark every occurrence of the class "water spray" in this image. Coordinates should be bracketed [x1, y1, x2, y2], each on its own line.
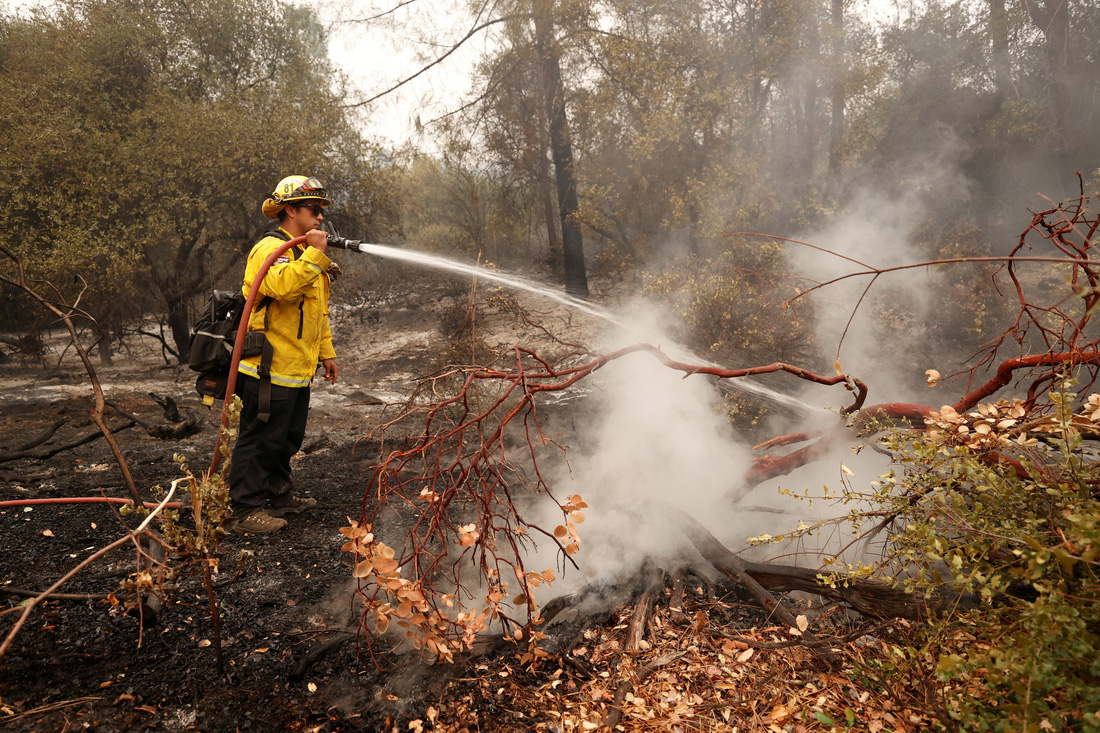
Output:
[325, 235, 815, 414]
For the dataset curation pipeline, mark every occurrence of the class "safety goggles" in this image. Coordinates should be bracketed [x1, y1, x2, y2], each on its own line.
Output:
[289, 177, 325, 197]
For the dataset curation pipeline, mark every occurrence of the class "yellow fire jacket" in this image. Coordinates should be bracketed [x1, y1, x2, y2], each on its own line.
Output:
[238, 228, 336, 388]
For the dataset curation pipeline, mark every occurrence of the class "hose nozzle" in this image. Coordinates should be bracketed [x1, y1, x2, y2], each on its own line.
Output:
[326, 234, 362, 250]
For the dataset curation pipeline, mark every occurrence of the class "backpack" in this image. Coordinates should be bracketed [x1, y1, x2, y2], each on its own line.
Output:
[188, 229, 295, 413]
[188, 289, 269, 406]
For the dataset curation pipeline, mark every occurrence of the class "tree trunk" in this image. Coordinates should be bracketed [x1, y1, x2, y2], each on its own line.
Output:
[828, 0, 845, 175]
[1024, 0, 1071, 149]
[533, 0, 588, 297]
[165, 294, 191, 364]
[94, 322, 113, 366]
[539, 153, 563, 269]
[988, 0, 1012, 99]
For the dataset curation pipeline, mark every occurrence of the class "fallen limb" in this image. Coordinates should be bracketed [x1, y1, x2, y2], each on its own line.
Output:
[105, 400, 202, 440]
[673, 509, 840, 666]
[0, 421, 137, 463]
[289, 631, 355, 682]
[0, 697, 103, 726]
[676, 511, 978, 620]
[715, 619, 894, 650]
[3, 419, 65, 452]
[0, 587, 109, 601]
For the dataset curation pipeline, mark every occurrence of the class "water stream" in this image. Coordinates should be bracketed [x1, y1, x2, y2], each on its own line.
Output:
[351, 242, 816, 414]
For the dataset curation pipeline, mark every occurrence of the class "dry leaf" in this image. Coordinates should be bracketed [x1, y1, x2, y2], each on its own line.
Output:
[796, 614, 809, 632]
[737, 647, 754, 663]
[40, 529, 54, 537]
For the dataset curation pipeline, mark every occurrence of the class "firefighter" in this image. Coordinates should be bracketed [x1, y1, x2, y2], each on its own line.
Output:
[228, 175, 339, 533]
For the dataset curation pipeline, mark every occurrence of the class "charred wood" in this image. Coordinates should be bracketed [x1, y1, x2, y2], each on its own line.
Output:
[626, 566, 664, 652]
[3, 419, 65, 452]
[0, 421, 137, 463]
[673, 509, 841, 666]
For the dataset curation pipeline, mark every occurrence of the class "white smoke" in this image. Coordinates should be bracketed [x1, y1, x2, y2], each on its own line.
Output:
[791, 126, 975, 404]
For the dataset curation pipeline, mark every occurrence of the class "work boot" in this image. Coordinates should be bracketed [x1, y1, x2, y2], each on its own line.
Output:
[267, 495, 318, 518]
[235, 509, 288, 534]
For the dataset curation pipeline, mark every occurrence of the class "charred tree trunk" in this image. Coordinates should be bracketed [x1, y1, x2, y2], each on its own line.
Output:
[989, 0, 1013, 99]
[1024, 0, 1072, 152]
[164, 293, 191, 365]
[533, 0, 588, 298]
[539, 153, 564, 269]
[828, 0, 845, 175]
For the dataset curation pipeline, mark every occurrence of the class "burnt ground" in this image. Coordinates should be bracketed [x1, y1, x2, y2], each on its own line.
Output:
[0, 271, 930, 732]
[0, 272, 630, 731]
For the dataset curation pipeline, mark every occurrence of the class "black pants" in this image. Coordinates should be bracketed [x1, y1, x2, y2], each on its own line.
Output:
[228, 375, 310, 513]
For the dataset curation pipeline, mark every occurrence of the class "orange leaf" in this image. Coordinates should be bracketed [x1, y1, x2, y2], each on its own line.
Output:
[373, 557, 399, 573]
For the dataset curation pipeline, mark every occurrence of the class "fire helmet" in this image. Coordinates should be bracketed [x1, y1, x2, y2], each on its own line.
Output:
[262, 175, 332, 219]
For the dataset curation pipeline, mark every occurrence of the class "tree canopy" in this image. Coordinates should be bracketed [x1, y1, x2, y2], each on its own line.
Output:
[0, 0, 401, 360]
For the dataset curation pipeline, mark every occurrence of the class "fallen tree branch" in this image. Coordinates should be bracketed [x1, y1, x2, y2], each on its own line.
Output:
[0, 587, 110, 601]
[3, 419, 65, 452]
[0, 421, 137, 463]
[676, 510, 978, 620]
[715, 619, 894, 650]
[105, 400, 202, 440]
[672, 509, 840, 667]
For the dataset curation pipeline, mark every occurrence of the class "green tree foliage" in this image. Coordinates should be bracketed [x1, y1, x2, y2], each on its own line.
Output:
[0, 0, 400, 360]
[643, 238, 817, 367]
[400, 147, 540, 265]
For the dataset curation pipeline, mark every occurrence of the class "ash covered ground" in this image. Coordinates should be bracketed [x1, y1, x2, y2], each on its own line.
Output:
[0, 271, 878, 732]
[0, 272, 618, 731]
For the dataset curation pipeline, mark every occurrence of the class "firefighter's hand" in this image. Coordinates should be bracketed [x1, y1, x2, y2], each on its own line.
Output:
[305, 229, 328, 253]
[322, 358, 338, 384]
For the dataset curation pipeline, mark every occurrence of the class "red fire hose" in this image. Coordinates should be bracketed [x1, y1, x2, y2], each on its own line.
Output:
[0, 497, 182, 509]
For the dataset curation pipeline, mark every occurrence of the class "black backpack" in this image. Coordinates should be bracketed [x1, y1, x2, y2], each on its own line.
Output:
[188, 290, 269, 406]
[188, 230, 294, 414]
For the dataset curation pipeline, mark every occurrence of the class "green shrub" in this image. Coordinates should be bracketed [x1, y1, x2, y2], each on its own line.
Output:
[827, 385, 1100, 731]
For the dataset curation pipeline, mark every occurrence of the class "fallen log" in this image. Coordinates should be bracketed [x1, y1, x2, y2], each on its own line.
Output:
[3, 419, 65, 452]
[105, 401, 202, 440]
[672, 509, 840, 666]
[675, 510, 979, 621]
[0, 421, 137, 464]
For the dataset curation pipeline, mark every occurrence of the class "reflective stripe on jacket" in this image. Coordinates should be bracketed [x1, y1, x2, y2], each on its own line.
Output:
[238, 228, 335, 387]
